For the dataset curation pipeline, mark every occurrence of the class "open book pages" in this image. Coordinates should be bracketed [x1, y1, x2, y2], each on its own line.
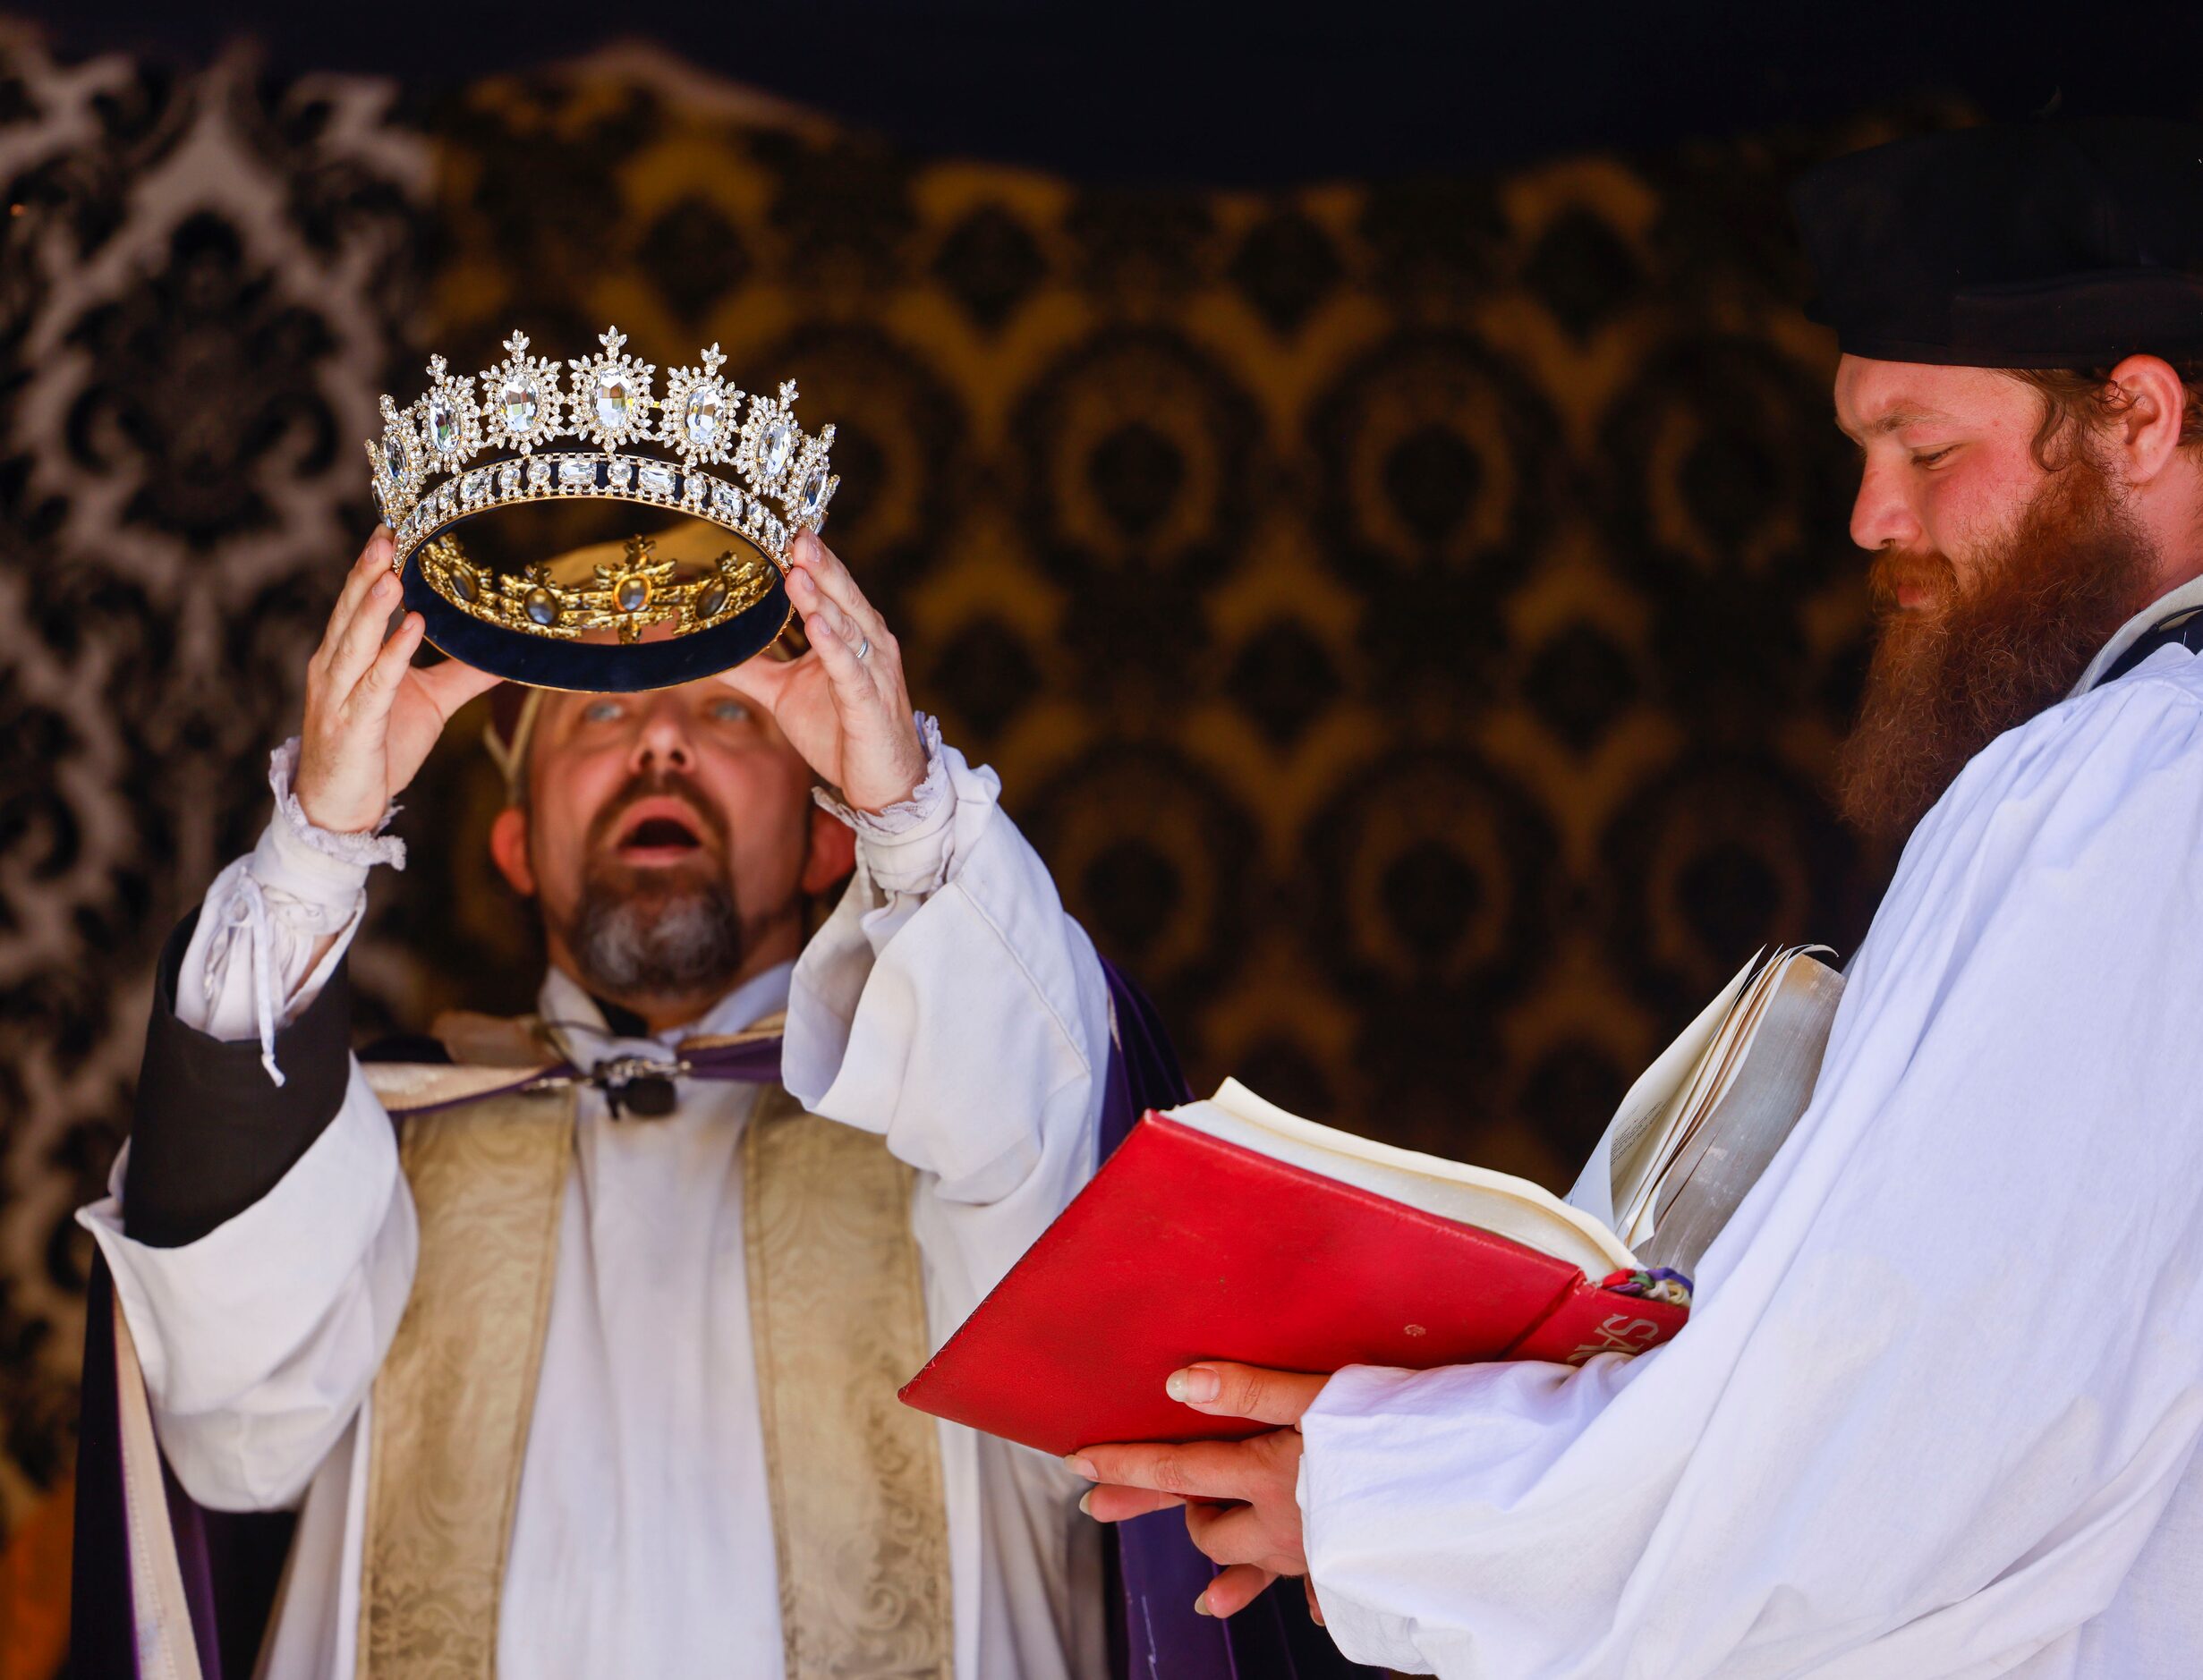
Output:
[1568, 944, 1845, 1264]
[1638, 952, 1845, 1272]
[1174, 945, 1843, 1285]
[1173, 1080, 1639, 1279]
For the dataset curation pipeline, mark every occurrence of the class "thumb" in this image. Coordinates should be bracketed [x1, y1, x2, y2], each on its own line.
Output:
[1164, 1363, 1328, 1428]
[413, 655, 502, 720]
[716, 653, 795, 710]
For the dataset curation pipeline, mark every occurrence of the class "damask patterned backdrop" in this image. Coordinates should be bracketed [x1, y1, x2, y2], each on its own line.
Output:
[0, 32, 1941, 1667]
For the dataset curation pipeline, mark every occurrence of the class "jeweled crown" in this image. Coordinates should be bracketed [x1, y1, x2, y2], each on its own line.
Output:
[366, 327, 836, 666]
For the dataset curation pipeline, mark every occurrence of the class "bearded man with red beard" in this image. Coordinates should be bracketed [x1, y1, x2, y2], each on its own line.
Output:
[1054, 121, 2203, 1678]
[1835, 361, 2181, 844]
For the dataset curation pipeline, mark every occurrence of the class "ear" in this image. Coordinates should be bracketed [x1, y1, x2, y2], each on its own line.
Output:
[800, 805, 857, 896]
[2107, 353, 2187, 484]
[489, 805, 537, 897]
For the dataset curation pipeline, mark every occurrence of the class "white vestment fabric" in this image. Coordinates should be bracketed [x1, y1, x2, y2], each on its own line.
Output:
[1296, 632, 2203, 1676]
[79, 726, 1114, 1680]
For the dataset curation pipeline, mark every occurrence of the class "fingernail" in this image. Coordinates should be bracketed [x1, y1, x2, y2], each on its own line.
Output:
[1193, 1592, 1212, 1617]
[1167, 1367, 1221, 1404]
[1062, 1455, 1096, 1480]
[1076, 1490, 1093, 1516]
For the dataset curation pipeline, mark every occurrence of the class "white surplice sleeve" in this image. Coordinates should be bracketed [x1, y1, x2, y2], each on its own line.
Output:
[183, 735, 405, 1075]
[77, 738, 417, 1512]
[785, 715, 1117, 1680]
[1298, 658, 2203, 1678]
[785, 712, 1112, 1310]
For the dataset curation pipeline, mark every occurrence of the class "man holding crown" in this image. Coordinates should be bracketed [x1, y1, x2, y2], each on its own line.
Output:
[68, 332, 1331, 1679]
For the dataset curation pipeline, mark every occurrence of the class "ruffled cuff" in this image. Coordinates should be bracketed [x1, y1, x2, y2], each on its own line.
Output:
[268, 737, 407, 875]
[812, 713, 957, 897]
[197, 740, 397, 1086]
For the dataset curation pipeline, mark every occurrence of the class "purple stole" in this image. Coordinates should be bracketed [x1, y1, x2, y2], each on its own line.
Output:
[72, 961, 1374, 1680]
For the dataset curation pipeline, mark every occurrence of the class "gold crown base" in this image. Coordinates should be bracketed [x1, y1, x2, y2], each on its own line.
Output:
[417, 532, 778, 643]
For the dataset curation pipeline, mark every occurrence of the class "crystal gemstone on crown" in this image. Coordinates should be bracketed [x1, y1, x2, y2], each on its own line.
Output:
[382, 434, 405, 481]
[795, 465, 829, 520]
[760, 421, 794, 481]
[428, 395, 460, 452]
[684, 387, 722, 446]
[595, 371, 634, 429]
[501, 376, 540, 431]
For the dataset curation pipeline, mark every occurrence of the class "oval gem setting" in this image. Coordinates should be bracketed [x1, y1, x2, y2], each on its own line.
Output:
[501, 377, 540, 431]
[796, 466, 828, 518]
[759, 421, 794, 481]
[595, 372, 632, 431]
[685, 387, 720, 445]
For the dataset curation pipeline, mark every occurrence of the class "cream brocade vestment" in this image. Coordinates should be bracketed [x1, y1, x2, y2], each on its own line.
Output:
[356, 1038, 955, 1680]
[82, 723, 1114, 1680]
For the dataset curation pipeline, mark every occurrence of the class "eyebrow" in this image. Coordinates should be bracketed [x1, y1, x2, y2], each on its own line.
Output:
[1834, 405, 1952, 444]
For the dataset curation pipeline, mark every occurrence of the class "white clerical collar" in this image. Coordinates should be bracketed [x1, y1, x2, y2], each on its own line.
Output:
[2067, 572, 2203, 699]
[536, 959, 795, 1055]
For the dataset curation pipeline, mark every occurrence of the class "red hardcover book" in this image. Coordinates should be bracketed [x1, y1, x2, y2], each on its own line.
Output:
[900, 1098, 1688, 1458]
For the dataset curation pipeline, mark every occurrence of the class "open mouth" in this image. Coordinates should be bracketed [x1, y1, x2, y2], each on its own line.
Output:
[612, 797, 711, 863]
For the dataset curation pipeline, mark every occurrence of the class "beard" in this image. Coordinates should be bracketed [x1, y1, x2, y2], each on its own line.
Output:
[1835, 448, 2158, 844]
[553, 770, 749, 1005]
[564, 870, 745, 1004]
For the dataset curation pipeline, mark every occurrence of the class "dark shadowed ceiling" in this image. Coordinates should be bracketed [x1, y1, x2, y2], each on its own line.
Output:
[13, 0, 2203, 184]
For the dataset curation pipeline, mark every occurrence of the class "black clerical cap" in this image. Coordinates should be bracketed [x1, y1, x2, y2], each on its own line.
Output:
[1791, 119, 2203, 369]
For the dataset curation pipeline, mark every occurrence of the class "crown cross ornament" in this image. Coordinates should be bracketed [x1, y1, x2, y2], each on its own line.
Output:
[365, 326, 839, 692]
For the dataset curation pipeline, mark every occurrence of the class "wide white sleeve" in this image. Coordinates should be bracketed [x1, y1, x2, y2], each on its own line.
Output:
[1299, 667, 2203, 1678]
[78, 737, 416, 1512]
[784, 715, 1111, 1314]
[79, 1077, 418, 1513]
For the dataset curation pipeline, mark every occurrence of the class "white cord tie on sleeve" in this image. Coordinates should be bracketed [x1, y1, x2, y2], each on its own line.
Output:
[212, 870, 287, 1088]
